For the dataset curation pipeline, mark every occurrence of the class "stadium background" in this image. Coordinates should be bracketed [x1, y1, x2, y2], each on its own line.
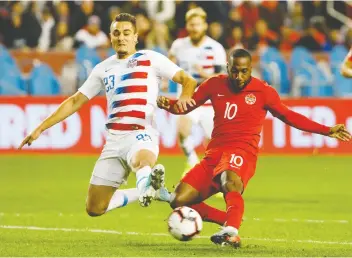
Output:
[1, 0, 352, 256]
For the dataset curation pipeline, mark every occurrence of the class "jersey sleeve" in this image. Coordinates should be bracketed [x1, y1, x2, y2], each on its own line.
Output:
[169, 39, 180, 58]
[213, 44, 227, 66]
[148, 50, 182, 80]
[265, 85, 330, 135]
[78, 65, 104, 99]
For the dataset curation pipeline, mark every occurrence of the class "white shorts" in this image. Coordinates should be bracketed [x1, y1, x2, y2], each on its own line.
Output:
[90, 128, 159, 188]
[186, 105, 214, 139]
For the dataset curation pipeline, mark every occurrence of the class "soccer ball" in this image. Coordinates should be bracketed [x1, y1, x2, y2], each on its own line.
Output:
[167, 206, 203, 241]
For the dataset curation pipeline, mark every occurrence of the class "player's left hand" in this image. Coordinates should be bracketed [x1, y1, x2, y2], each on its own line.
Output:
[157, 96, 171, 110]
[329, 124, 351, 142]
[176, 96, 196, 112]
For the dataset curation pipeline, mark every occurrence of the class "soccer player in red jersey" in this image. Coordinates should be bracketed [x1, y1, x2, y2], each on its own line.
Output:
[341, 47, 352, 78]
[157, 49, 351, 247]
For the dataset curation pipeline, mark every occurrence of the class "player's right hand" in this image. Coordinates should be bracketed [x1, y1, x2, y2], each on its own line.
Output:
[18, 127, 43, 150]
[329, 124, 351, 142]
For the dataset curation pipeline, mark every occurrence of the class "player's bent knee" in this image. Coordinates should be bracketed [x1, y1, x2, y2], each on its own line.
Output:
[170, 194, 187, 209]
[85, 202, 108, 217]
[221, 171, 244, 193]
[130, 150, 156, 171]
[223, 179, 243, 193]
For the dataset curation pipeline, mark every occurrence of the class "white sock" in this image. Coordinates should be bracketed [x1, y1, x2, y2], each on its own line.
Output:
[136, 166, 152, 194]
[106, 188, 139, 212]
[181, 136, 199, 167]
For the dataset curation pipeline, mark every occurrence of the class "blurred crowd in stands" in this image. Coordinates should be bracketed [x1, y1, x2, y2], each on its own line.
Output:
[0, 0, 351, 53]
[0, 0, 351, 97]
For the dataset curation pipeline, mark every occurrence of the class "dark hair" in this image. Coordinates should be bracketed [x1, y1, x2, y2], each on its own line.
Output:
[113, 13, 137, 31]
[229, 48, 252, 61]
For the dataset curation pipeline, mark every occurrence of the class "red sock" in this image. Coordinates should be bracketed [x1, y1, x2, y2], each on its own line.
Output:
[190, 202, 226, 225]
[225, 191, 244, 230]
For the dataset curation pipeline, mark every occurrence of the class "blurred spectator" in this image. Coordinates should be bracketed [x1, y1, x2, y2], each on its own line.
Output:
[302, 0, 346, 30]
[238, 1, 259, 39]
[279, 26, 301, 51]
[295, 18, 332, 52]
[3, 2, 40, 49]
[135, 12, 151, 50]
[74, 15, 109, 49]
[284, 1, 305, 32]
[146, 0, 175, 24]
[146, 22, 170, 55]
[37, 7, 55, 52]
[248, 19, 279, 51]
[208, 22, 226, 47]
[259, 0, 285, 33]
[226, 26, 245, 50]
[226, 7, 243, 32]
[70, 0, 96, 36]
[102, 6, 121, 35]
[54, 1, 70, 23]
[121, 0, 145, 15]
[55, 22, 74, 51]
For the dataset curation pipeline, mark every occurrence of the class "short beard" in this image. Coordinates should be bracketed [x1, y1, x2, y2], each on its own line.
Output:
[190, 33, 206, 45]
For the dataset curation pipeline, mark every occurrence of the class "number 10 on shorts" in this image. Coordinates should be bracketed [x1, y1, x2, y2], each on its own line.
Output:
[230, 154, 243, 168]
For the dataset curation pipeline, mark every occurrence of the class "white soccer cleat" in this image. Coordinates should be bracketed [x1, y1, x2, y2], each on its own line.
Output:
[210, 226, 241, 248]
[139, 164, 165, 207]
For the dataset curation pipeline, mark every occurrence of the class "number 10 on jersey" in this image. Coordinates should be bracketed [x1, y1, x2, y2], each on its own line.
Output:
[224, 102, 238, 120]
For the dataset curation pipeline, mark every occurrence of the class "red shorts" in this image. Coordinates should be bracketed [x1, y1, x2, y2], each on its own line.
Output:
[181, 148, 257, 200]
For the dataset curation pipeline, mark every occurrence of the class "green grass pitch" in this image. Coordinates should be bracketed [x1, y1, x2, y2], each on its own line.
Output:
[0, 154, 352, 256]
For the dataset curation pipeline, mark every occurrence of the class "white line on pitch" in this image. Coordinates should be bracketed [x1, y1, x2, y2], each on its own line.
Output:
[0, 225, 352, 246]
[0, 212, 350, 224]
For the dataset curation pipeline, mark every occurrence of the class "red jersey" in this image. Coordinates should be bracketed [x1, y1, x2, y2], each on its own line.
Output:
[167, 75, 331, 156]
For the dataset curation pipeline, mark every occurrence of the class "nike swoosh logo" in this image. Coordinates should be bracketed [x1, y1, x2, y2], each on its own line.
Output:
[217, 94, 224, 97]
[105, 67, 113, 72]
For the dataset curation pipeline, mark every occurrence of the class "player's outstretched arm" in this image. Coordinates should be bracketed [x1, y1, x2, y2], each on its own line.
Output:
[268, 101, 351, 141]
[18, 92, 89, 149]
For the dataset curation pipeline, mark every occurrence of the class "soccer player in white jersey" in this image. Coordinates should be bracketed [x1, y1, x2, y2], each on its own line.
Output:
[169, 7, 227, 172]
[18, 13, 197, 216]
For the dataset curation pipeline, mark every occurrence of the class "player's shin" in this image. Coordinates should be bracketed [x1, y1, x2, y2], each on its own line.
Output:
[224, 191, 244, 230]
[190, 202, 226, 225]
[136, 166, 152, 195]
[106, 188, 139, 212]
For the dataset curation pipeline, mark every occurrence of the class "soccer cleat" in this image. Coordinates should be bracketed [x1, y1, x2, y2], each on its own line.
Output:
[210, 226, 241, 248]
[139, 164, 165, 207]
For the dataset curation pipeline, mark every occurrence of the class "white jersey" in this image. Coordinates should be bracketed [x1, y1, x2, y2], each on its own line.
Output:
[169, 36, 227, 96]
[79, 50, 181, 134]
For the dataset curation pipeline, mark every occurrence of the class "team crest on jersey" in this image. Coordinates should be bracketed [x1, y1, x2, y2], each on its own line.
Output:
[245, 94, 256, 105]
[127, 58, 137, 68]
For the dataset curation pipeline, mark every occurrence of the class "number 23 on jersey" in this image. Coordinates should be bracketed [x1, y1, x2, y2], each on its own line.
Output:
[104, 75, 115, 93]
